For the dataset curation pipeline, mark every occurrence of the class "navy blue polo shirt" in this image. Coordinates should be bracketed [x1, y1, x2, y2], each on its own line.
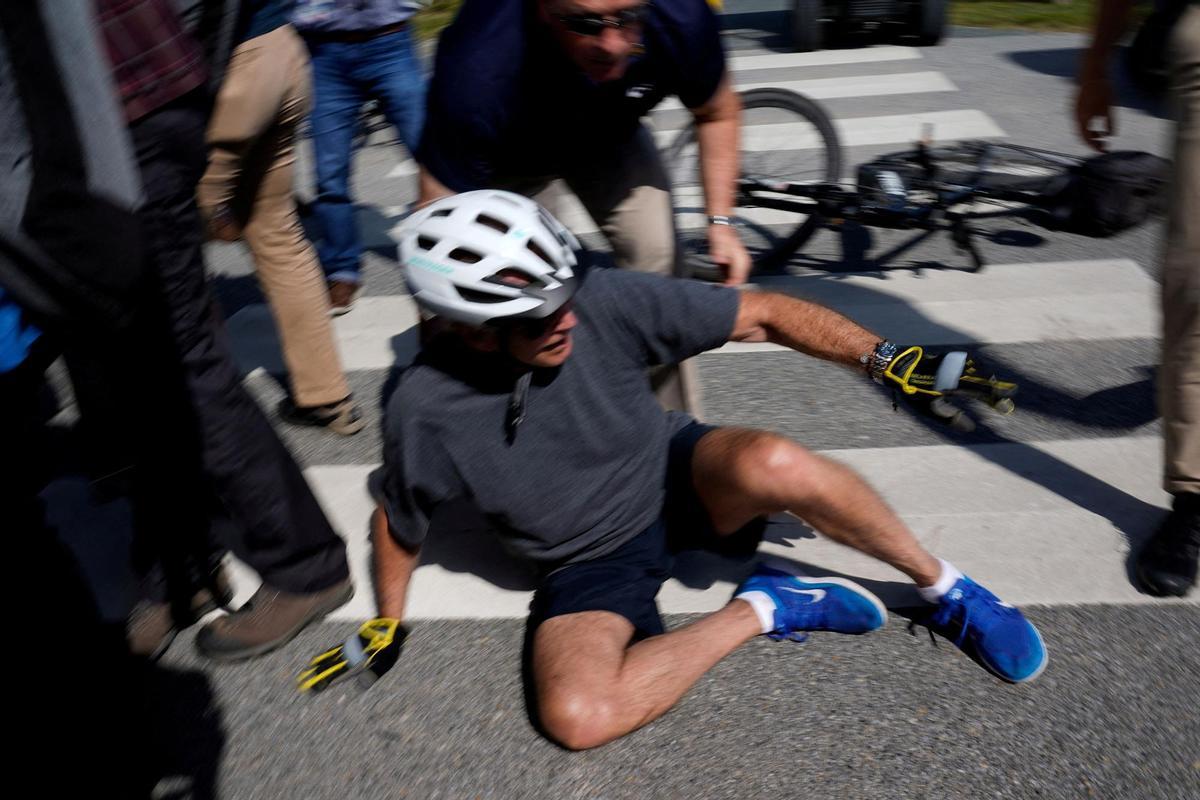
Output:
[417, 0, 726, 191]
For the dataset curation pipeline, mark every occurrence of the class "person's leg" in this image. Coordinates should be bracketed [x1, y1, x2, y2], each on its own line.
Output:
[688, 425, 1047, 683]
[1146, 5, 1200, 596]
[305, 37, 365, 288]
[130, 93, 350, 629]
[357, 26, 427, 157]
[196, 33, 282, 229]
[565, 125, 702, 414]
[565, 126, 681, 277]
[692, 427, 941, 584]
[234, 27, 357, 414]
[531, 605, 760, 751]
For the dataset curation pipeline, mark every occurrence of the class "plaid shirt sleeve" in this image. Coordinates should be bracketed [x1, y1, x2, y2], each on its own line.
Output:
[95, 0, 208, 122]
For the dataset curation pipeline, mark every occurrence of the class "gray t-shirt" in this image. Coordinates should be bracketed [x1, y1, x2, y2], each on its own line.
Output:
[379, 267, 740, 566]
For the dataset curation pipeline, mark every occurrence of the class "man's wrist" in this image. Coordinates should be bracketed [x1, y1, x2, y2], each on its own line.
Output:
[860, 340, 899, 383]
[708, 214, 733, 227]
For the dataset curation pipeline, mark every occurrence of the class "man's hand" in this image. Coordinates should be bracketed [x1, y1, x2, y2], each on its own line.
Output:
[882, 345, 1017, 433]
[204, 204, 243, 242]
[297, 617, 408, 693]
[1072, 0, 1136, 151]
[1075, 74, 1116, 152]
[708, 222, 751, 285]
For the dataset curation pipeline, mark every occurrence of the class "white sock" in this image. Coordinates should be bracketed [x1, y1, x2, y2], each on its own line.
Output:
[917, 559, 964, 604]
[735, 590, 777, 634]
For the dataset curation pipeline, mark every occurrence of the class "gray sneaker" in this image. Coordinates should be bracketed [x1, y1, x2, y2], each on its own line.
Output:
[195, 578, 353, 661]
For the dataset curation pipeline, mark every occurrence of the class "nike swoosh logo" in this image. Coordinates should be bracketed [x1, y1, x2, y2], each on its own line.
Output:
[779, 587, 826, 603]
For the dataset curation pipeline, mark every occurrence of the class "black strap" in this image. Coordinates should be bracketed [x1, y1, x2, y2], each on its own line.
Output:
[506, 370, 533, 444]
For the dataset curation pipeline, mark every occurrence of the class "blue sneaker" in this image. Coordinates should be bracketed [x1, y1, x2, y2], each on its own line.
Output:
[923, 576, 1048, 683]
[735, 564, 887, 641]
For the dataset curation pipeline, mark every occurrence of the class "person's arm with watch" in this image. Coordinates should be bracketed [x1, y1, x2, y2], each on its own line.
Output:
[726, 291, 1018, 430]
[689, 75, 751, 286]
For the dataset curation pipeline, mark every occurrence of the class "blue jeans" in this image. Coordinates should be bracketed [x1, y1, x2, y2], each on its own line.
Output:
[305, 27, 426, 284]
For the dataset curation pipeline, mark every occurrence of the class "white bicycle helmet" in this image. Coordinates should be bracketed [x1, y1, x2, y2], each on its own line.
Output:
[396, 190, 581, 327]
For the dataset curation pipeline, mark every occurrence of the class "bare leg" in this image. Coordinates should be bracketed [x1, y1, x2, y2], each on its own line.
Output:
[532, 605, 760, 751]
[692, 427, 942, 587]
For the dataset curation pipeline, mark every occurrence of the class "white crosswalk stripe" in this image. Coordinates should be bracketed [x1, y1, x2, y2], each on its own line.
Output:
[725, 45, 923, 71]
[226, 259, 1157, 374]
[219, 254, 1189, 619]
[654, 72, 959, 112]
[215, 41, 1194, 620]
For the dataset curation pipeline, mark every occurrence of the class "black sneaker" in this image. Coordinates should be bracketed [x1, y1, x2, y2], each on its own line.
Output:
[1136, 494, 1200, 597]
[278, 396, 366, 436]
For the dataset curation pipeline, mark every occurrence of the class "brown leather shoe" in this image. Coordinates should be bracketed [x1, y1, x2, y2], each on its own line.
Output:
[127, 564, 236, 660]
[127, 600, 179, 661]
[328, 280, 361, 316]
[194, 578, 353, 661]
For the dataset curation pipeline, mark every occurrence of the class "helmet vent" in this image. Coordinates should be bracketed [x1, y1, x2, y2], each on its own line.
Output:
[457, 287, 508, 304]
[447, 247, 484, 264]
[430, 208, 453, 218]
[484, 268, 539, 289]
[475, 213, 511, 234]
[526, 239, 553, 267]
[416, 235, 437, 251]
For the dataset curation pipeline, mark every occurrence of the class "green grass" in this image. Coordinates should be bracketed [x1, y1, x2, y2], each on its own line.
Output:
[413, 0, 462, 40]
[951, 0, 1150, 34]
[951, 0, 1093, 32]
[414, 1, 1139, 42]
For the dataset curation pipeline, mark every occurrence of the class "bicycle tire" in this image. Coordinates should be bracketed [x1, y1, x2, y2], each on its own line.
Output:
[791, 0, 824, 53]
[665, 87, 842, 282]
[865, 141, 1076, 198]
[911, 0, 947, 47]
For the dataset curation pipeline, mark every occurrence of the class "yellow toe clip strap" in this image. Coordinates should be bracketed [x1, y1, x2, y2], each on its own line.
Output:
[297, 617, 405, 693]
[884, 346, 1018, 412]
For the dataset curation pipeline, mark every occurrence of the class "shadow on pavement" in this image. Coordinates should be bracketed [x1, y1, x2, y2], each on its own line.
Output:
[1005, 47, 1170, 119]
[746, 267, 1166, 583]
[719, 9, 794, 53]
[140, 665, 225, 800]
[34, 500, 226, 798]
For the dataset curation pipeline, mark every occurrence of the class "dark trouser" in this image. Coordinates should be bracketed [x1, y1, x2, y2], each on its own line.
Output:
[116, 91, 348, 595]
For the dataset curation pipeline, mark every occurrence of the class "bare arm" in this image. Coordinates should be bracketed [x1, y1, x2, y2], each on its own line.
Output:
[1075, 0, 1138, 150]
[729, 291, 880, 370]
[690, 76, 750, 285]
[372, 505, 421, 619]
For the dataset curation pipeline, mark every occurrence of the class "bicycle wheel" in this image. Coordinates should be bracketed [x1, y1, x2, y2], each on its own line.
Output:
[664, 87, 842, 282]
[861, 141, 1076, 199]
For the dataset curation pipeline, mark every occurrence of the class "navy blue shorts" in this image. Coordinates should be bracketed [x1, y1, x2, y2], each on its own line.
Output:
[528, 422, 765, 638]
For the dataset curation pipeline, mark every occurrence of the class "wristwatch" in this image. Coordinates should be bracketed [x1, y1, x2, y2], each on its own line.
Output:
[861, 340, 899, 383]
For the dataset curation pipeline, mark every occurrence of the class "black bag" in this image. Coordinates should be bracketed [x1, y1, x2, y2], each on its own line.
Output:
[1045, 151, 1171, 237]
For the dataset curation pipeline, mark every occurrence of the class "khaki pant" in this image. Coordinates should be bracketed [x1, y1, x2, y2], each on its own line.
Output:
[1163, 7, 1200, 493]
[198, 25, 350, 407]
[505, 126, 704, 416]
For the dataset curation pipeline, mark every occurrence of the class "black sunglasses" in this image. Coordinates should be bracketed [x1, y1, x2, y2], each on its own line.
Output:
[500, 302, 574, 339]
[556, 5, 648, 37]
